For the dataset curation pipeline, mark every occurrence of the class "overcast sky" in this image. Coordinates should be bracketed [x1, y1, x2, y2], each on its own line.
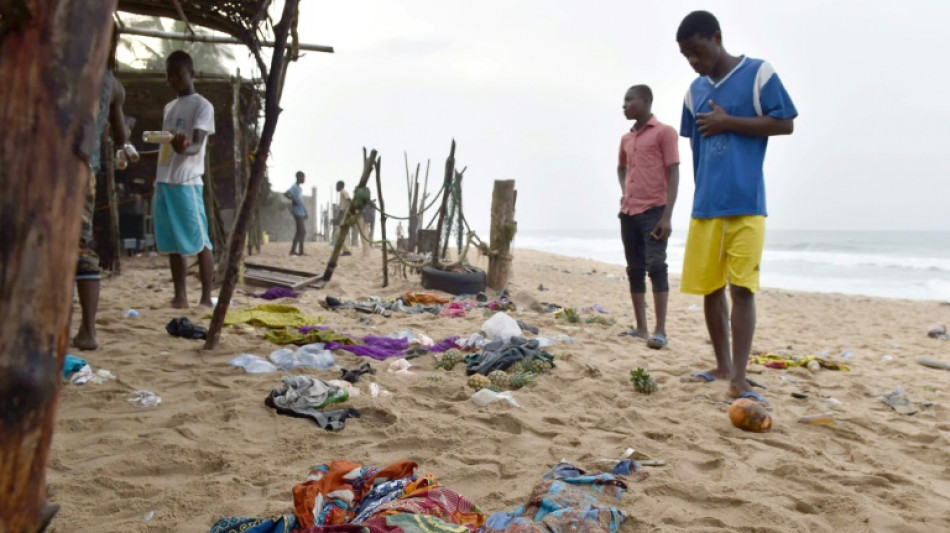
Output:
[261, 0, 950, 234]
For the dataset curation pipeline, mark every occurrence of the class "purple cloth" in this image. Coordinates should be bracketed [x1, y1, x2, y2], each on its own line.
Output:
[300, 325, 330, 333]
[251, 287, 299, 300]
[326, 336, 409, 360]
[429, 336, 460, 352]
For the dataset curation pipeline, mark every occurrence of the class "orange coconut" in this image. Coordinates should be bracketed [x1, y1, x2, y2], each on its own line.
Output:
[728, 398, 772, 433]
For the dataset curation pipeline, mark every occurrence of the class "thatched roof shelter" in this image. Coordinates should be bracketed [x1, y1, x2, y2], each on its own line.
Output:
[116, 0, 266, 39]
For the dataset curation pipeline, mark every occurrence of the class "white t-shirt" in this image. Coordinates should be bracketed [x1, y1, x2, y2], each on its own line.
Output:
[156, 93, 215, 185]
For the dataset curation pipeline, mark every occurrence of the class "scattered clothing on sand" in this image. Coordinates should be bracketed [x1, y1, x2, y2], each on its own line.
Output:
[63, 354, 88, 379]
[209, 460, 485, 533]
[482, 462, 631, 533]
[166, 317, 208, 340]
[265, 328, 359, 346]
[465, 337, 554, 376]
[339, 362, 376, 383]
[215, 303, 323, 329]
[402, 291, 451, 305]
[751, 352, 850, 371]
[248, 287, 300, 300]
[439, 301, 470, 318]
[265, 376, 354, 430]
[580, 303, 611, 314]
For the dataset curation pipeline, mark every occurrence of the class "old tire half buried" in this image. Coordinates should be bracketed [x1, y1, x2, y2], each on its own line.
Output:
[420, 265, 487, 295]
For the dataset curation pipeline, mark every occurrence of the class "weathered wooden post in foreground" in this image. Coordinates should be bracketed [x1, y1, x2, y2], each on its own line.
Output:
[431, 140, 456, 266]
[487, 179, 517, 291]
[374, 157, 390, 287]
[0, 1, 118, 530]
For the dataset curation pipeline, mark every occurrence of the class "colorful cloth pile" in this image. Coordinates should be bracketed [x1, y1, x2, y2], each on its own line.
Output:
[482, 463, 629, 533]
[209, 460, 485, 533]
[751, 352, 850, 371]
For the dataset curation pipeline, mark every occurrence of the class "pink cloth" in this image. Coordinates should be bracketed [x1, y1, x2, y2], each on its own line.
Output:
[618, 115, 679, 216]
[438, 301, 468, 318]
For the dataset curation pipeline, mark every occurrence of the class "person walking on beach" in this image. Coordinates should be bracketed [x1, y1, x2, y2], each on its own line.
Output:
[617, 84, 680, 350]
[153, 50, 216, 308]
[676, 11, 797, 405]
[363, 199, 377, 249]
[285, 170, 308, 255]
[73, 28, 131, 350]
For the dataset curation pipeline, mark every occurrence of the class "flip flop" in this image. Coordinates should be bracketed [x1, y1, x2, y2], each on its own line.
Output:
[647, 333, 668, 349]
[737, 391, 773, 411]
[618, 328, 645, 338]
[681, 371, 715, 383]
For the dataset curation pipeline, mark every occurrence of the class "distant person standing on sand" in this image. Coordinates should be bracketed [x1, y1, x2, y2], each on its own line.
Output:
[676, 11, 797, 407]
[617, 84, 680, 350]
[284, 170, 307, 255]
[363, 200, 377, 248]
[153, 50, 216, 308]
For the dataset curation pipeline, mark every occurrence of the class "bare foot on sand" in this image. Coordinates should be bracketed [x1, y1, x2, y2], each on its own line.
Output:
[197, 299, 214, 309]
[728, 380, 773, 410]
[171, 298, 189, 309]
[71, 330, 99, 351]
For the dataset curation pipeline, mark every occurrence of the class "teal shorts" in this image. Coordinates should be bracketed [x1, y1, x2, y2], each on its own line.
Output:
[153, 183, 212, 256]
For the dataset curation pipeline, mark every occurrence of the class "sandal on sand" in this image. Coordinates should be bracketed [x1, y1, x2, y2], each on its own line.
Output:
[737, 391, 773, 411]
[618, 328, 644, 338]
[647, 333, 668, 349]
[681, 371, 715, 383]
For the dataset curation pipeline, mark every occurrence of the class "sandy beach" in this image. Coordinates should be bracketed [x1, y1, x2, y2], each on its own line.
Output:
[48, 242, 950, 532]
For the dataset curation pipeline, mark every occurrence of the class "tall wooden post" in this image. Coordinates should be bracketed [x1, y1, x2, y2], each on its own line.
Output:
[431, 140, 456, 266]
[204, 0, 301, 350]
[487, 180, 517, 291]
[375, 157, 389, 287]
[0, 1, 117, 531]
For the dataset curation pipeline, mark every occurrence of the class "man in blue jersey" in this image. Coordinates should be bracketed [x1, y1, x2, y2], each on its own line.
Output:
[677, 11, 797, 408]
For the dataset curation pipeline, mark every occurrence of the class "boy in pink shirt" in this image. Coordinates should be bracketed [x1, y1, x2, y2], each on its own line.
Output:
[617, 84, 680, 349]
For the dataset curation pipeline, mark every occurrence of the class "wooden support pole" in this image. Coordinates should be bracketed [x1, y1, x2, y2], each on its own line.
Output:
[487, 180, 517, 291]
[204, 0, 301, 350]
[0, 1, 117, 530]
[375, 157, 389, 288]
[319, 149, 379, 284]
[431, 140, 456, 266]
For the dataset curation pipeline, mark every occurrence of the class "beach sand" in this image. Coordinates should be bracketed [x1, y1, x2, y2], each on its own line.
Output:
[48, 243, 950, 532]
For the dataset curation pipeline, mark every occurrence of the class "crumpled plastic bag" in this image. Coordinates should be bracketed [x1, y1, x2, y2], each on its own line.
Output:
[471, 388, 519, 407]
[229, 354, 278, 374]
[481, 312, 522, 342]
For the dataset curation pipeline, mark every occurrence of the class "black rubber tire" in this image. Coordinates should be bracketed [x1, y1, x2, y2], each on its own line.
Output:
[420, 265, 487, 295]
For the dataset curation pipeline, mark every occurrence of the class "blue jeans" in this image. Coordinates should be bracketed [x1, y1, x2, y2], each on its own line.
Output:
[619, 206, 669, 293]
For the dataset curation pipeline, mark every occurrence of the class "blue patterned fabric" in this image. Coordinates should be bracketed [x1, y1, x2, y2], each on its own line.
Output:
[208, 514, 298, 533]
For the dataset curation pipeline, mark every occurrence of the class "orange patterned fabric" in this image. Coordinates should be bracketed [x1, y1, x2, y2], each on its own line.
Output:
[402, 292, 451, 305]
[293, 460, 419, 529]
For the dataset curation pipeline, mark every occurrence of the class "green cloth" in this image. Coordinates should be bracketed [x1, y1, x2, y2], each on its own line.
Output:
[211, 304, 323, 329]
[265, 329, 361, 346]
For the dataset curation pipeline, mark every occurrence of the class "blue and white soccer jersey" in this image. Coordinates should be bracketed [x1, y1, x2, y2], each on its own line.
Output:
[680, 56, 798, 218]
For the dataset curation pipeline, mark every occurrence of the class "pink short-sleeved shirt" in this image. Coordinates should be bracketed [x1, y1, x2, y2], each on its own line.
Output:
[618, 115, 679, 216]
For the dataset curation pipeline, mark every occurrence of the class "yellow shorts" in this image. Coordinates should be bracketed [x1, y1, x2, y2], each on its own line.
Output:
[681, 215, 765, 295]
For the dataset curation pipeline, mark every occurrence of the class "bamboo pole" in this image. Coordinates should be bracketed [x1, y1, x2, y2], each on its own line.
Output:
[0, 1, 117, 530]
[204, 0, 300, 350]
[431, 140, 456, 266]
[318, 149, 379, 284]
[375, 157, 389, 287]
[116, 26, 334, 53]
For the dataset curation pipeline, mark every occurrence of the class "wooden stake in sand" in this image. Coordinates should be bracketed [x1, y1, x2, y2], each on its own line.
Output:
[204, 0, 301, 350]
[488, 179, 518, 290]
[431, 140, 456, 266]
[316, 148, 379, 286]
[0, 1, 118, 530]
[375, 157, 390, 287]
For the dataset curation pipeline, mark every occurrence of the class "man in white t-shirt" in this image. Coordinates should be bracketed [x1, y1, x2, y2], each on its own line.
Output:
[153, 51, 216, 308]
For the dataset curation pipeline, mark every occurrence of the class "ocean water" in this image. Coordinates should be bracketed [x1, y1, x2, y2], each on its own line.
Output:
[511, 229, 950, 302]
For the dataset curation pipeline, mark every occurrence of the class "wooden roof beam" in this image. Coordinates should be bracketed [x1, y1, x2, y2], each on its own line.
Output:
[117, 26, 334, 53]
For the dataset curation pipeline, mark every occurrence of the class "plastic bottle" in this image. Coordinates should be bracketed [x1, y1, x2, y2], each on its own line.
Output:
[123, 142, 140, 162]
[797, 414, 835, 426]
[143, 131, 174, 143]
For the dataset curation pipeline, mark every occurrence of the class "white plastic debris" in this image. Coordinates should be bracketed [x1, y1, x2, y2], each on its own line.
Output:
[128, 390, 161, 408]
[470, 389, 519, 407]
